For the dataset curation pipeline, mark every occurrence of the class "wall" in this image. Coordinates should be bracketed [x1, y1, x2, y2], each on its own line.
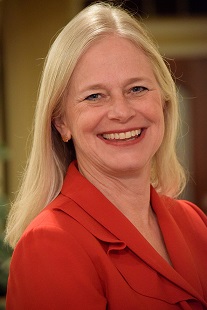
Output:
[145, 17, 207, 211]
[2, 0, 83, 198]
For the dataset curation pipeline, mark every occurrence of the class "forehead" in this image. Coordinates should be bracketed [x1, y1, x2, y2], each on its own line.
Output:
[69, 35, 155, 86]
[76, 35, 148, 67]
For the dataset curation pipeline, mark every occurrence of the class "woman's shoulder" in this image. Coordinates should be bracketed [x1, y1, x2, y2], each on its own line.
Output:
[23, 193, 71, 232]
[161, 194, 207, 231]
[11, 196, 100, 276]
[16, 192, 86, 253]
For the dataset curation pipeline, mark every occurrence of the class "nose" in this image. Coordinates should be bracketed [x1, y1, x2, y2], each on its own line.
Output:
[107, 95, 135, 122]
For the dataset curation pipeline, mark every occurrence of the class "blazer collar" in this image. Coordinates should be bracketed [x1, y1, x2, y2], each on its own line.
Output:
[59, 161, 206, 306]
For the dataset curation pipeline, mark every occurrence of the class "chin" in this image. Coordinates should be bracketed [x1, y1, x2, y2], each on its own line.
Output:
[105, 160, 149, 175]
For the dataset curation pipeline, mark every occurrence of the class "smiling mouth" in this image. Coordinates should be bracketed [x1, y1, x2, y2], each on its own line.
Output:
[102, 129, 142, 141]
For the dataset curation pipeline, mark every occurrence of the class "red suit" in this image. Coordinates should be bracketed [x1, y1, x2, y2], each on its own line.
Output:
[6, 161, 207, 309]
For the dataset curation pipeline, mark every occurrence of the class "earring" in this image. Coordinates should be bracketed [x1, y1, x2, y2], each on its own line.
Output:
[62, 136, 69, 143]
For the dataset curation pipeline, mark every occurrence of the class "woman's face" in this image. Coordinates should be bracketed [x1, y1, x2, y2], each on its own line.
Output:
[55, 35, 165, 178]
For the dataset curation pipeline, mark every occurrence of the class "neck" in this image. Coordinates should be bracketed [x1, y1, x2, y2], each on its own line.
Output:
[78, 162, 152, 225]
[77, 161, 171, 265]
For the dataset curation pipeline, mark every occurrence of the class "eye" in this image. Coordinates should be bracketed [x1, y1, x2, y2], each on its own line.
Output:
[131, 86, 148, 94]
[84, 93, 101, 101]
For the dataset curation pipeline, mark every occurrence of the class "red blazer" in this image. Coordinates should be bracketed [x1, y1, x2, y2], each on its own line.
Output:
[6, 161, 207, 309]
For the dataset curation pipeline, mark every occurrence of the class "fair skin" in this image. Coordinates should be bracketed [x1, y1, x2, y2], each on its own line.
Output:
[55, 35, 171, 264]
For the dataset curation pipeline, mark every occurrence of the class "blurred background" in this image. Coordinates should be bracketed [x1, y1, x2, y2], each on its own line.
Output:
[0, 0, 207, 306]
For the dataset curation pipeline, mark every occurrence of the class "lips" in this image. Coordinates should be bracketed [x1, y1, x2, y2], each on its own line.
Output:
[102, 129, 142, 140]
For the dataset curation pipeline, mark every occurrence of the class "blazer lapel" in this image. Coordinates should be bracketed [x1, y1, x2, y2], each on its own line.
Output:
[59, 162, 206, 306]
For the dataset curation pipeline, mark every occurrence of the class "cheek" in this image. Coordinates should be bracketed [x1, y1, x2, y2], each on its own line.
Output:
[156, 111, 165, 149]
[64, 105, 84, 133]
[156, 108, 165, 134]
[139, 91, 164, 118]
[145, 99, 165, 141]
[74, 107, 105, 133]
[142, 100, 164, 126]
[151, 95, 165, 124]
[160, 116, 165, 142]
[67, 111, 95, 141]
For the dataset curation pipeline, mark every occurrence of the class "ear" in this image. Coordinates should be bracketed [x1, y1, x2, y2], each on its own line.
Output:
[53, 116, 72, 141]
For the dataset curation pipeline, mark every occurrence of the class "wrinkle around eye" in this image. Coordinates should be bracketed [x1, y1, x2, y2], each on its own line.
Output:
[131, 86, 148, 93]
[84, 93, 102, 101]
[128, 86, 149, 98]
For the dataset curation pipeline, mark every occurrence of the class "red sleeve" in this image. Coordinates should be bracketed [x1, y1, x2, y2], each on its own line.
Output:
[6, 226, 107, 310]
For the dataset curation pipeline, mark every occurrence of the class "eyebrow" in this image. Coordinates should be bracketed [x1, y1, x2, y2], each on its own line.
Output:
[79, 77, 153, 93]
[124, 77, 153, 85]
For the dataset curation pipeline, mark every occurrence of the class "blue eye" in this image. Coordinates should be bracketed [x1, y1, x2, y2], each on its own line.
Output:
[85, 93, 101, 101]
[131, 86, 148, 93]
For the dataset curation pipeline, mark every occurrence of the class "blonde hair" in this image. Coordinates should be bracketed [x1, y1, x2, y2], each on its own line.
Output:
[5, 2, 186, 248]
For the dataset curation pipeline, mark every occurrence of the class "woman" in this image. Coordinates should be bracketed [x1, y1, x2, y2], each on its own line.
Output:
[5, 2, 207, 309]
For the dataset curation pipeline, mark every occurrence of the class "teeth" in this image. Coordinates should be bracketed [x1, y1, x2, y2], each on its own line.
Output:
[103, 129, 141, 140]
